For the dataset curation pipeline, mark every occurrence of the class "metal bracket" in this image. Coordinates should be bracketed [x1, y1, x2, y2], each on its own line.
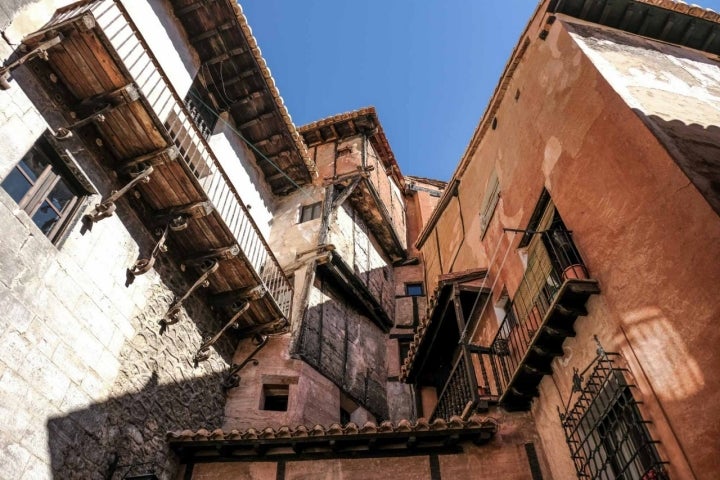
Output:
[161, 260, 219, 328]
[222, 334, 268, 390]
[120, 146, 178, 175]
[54, 84, 140, 137]
[128, 219, 182, 276]
[0, 35, 63, 90]
[154, 200, 214, 230]
[84, 166, 153, 223]
[193, 301, 251, 365]
[182, 244, 240, 270]
[193, 284, 266, 365]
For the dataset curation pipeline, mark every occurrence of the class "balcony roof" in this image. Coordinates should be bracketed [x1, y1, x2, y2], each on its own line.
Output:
[168, 415, 498, 461]
[299, 106, 405, 187]
[168, 0, 316, 195]
[401, 268, 488, 382]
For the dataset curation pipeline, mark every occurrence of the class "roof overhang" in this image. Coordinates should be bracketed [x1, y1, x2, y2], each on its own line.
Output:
[168, 0, 316, 195]
[402, 269, 488, 382]
[168, 416, 498, 462]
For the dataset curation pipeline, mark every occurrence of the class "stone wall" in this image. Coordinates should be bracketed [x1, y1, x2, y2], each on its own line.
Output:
[0, 21, 234, 480]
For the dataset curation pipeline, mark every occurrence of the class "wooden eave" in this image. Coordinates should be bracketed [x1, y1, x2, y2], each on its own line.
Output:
[21, 2, 290, 331]
[335, 175, 406, 262]
[168, 0, 315, 196]
[317, 251, 393, 332]
[552, 0, 720, 54]
[299, 107, 405, 187]
[168, 417, 498, 462]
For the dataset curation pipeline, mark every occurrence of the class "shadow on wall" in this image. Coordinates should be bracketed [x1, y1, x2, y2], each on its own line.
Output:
[634, 110, 720, 216]
[616, 306, 705, 403]
[47, 369, 228, 480]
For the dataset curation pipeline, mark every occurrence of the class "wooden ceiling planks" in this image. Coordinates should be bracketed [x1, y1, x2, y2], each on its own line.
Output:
[21, 6, 286, 330]
[168, 0, 313, 195]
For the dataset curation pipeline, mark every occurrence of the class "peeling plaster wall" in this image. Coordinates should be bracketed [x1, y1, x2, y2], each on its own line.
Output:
[568, 20, 720, 215]
[419, 15, 720, 479]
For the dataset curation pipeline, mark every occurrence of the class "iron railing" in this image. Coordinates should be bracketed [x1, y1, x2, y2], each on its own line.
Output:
[559, 344, 667, 480]
[490, 229, 586, 393]
[431, 345, 480, 420]
[85, 0, 292, 317]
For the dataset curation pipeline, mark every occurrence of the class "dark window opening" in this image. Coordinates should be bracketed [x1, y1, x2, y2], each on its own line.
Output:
[398, 340, 411, 368]
[300, 202, 322, 223]
[1, 136, 86, 244]
[262, 384, 289, 411]
[340, 407, 352, 425]
[184, 75, 219, 139]
[405, 283, 424, 296]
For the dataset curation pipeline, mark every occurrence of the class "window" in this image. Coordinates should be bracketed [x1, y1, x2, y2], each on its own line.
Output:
[405, 282, 424, 296]
[561, 350, 666, 480]
[299, 202, 321, 223]
[479, 171, 500, 239]
[1, 136, 86, 244]
[261, 384, 289, 411]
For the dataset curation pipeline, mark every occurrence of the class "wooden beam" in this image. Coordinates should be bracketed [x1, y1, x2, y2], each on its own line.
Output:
[238, 111, 275, 130]
[189, 21, 234, 43]
[206, 46, 247, 65]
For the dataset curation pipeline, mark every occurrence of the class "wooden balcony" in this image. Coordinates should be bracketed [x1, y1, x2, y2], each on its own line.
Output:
[20, 0, 292, 330]
[489, 230, 600, 409]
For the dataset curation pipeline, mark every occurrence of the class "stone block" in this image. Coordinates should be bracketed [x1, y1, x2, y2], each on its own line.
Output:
[0, 291, 33, 334]
[0, 443, 31, 480]
[23, 316, 60, 358]
[16, 351, 70, 407]
[1, 329, 30, 368]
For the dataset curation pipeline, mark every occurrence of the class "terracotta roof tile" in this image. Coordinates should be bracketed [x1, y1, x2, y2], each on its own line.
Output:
[167, 416, 498, 443]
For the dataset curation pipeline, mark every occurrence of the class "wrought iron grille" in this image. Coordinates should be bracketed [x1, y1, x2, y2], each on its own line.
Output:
[559, 343, 667, 480]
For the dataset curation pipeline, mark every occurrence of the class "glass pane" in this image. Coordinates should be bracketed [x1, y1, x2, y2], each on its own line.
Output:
[1, 167, 32, 203]
[31, 201, 60, 236]
[18, 147, 51, 181]
[48, 177, 75, 212]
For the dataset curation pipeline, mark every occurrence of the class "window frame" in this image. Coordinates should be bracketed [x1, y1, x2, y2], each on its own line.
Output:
[404, 282, 424, 296]
[261, 384, 290, 412]
[1, 134, 91, 245]
[299, 201, 322, 223]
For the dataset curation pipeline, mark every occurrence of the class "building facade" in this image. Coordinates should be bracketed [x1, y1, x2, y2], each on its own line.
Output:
[0, 0, 718, 479]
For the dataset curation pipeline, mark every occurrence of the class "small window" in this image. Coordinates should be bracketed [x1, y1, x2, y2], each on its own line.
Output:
[1, 137, 86, 244]
[261, 384, 289, 411]
[398, 340, 411, 368]
[299, 202, 322, 223]
[405, 283, 424, 296]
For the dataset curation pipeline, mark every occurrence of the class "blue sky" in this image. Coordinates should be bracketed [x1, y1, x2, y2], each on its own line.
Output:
[241, 0, 720, 181]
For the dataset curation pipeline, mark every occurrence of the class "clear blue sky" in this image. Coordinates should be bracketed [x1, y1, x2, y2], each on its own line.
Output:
[241, 0, 720, 181]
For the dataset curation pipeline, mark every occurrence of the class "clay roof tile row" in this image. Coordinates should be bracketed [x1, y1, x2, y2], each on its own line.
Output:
[167, 415, 498, 442]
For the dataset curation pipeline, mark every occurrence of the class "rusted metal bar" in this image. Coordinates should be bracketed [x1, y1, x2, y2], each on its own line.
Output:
[84, 166, 153, 223]
[161, 260, 219, 328]
[0, 35, 63, 90]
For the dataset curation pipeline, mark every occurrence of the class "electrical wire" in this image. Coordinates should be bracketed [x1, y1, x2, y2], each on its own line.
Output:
[457, 227, 508, 341]
[185, 88, 314, 200]
[467, 232, 517, 344]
